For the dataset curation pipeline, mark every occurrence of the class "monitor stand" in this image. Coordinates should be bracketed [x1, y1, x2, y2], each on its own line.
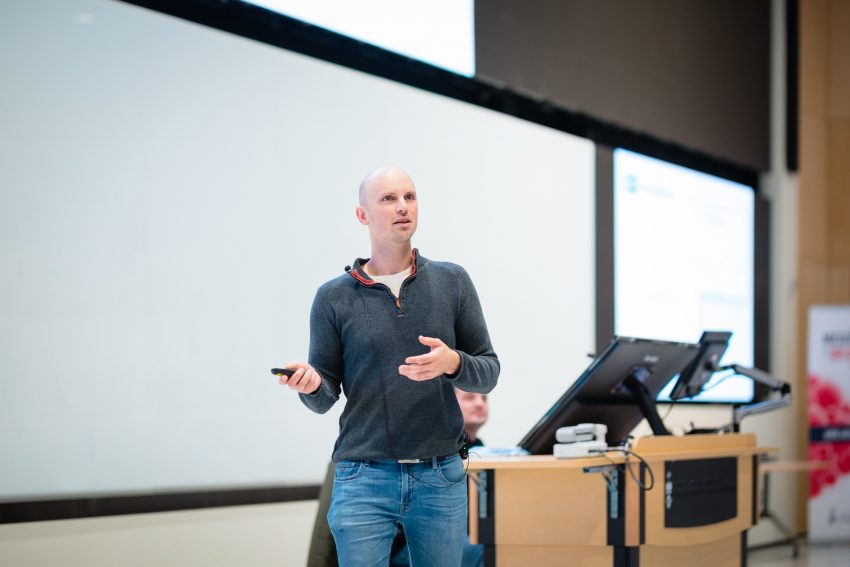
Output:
[621, 366, 671, 436]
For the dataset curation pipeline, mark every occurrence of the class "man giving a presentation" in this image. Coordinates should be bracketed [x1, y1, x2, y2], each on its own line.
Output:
[279, 165, 499, 566]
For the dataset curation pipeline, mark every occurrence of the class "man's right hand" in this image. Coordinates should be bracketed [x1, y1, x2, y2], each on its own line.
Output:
[278, 362, 322, 395]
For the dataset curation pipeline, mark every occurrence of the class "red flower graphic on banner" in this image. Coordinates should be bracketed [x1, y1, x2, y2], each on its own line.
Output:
[809, 375, 850, 498]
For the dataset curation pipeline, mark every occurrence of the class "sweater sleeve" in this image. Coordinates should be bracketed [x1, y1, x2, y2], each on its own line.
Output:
[298, 283, 343, 413]
[446, 267, 500, 393]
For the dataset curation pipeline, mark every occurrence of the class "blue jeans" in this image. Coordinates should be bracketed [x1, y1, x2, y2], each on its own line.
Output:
[327, 454, 468, 567]
[390, 537, 483, 567]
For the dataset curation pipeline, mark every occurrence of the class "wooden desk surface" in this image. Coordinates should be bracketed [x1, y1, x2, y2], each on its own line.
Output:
[760, 460, 828, 474]
[466, 453, 623, 471]
[466, 433, 777, 471]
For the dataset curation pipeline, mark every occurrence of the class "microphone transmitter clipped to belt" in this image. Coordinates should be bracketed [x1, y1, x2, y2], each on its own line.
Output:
[459, 432, 469, 460]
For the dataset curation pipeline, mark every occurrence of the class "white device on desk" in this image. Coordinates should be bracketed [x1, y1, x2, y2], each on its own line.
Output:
[553, 423, 608, 459]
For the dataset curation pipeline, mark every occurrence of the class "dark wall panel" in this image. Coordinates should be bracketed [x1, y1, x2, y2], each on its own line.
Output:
[476, 0, 771, 171]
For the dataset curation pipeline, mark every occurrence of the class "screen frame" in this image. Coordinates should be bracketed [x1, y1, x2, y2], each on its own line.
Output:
[595, 146, 770, 405]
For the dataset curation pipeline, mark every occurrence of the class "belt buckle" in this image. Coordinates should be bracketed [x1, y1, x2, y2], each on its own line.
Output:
[397, 458, 421, 464]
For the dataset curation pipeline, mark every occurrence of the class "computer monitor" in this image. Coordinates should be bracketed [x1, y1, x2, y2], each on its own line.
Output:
[669, 331, 732, 401]
[518, 336, 699, 453]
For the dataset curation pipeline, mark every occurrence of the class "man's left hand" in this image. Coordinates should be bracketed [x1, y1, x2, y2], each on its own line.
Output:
[399, 335, 461, 381]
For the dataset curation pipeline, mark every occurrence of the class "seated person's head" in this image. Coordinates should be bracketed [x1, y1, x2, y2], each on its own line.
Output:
[455, 389, 488, 443]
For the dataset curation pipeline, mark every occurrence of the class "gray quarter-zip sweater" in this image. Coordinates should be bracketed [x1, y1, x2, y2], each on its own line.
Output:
[299, 249, 500, 462]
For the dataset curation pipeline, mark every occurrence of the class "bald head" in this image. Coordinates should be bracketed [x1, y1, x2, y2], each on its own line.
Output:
[354, 165, 419, 249]
[358, 166, 415, 205]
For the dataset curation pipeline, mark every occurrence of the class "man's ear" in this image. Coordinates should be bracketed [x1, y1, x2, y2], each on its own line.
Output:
[355, 205, 369, 226]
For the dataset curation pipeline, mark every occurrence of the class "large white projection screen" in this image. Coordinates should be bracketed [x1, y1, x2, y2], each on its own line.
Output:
[246, 0, 475, 77]
[613, 149, 755, 403]
[0, 0, 594, 499]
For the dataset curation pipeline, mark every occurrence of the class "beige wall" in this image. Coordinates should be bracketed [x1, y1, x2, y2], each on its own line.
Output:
[797, 0, 850, 527]
[0, 501, 317, 567]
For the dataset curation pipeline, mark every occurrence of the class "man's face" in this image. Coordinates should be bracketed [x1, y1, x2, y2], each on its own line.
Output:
[356, 169, 418, 245]
[455, 390, 488, 428]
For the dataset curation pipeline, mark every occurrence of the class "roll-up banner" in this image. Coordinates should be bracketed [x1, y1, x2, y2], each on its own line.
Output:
[808, 305, 850, 542]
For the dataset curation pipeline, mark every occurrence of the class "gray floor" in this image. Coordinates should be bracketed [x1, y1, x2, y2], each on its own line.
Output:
[749, 542, 850, 567]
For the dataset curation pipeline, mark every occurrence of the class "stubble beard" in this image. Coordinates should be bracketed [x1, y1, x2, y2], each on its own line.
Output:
[391, 221, 416, 244]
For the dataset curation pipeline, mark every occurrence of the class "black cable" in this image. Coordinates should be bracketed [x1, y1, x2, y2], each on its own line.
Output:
[662, 370, 735, 422]
[697, 370, 736, 393]
[619, 448, 654, 491]
[661, 398, 677, 422]
[660, 370, 736, 434]
[591, 447, 655, 491]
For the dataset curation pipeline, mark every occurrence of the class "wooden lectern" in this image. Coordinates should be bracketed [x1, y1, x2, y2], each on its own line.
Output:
[467, 433, 774, 567]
